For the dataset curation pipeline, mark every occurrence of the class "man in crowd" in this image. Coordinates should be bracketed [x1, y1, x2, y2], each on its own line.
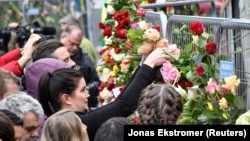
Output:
[0, 92, 44, 141]
[59, 14, 98, 66]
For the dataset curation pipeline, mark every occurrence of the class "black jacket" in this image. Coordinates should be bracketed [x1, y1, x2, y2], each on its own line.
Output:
[71, 48, 101, 107]
[75, 64, 156, 141]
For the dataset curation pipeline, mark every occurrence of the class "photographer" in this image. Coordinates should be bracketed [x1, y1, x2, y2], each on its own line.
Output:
[0, 34, 41, 76]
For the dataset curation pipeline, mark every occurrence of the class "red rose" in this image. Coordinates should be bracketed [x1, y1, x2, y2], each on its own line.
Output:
[206, 42, 217, 55]
[114, 48, 122, 54]
[117, 29, 127, 39]
[98, 22, 105, 29]
[133, 117, 141, 124]
[147, 0, 156, 3]
[98, 82, 105, 91]
[189, 21, 205, 35]
[108, 59, 116, 67]
[107, 78, 115, 91]
[136, 8, 145, 17]
[103, 26, 112, 37]
[195, 65, 204, 76]
[177, 78, 193, 90]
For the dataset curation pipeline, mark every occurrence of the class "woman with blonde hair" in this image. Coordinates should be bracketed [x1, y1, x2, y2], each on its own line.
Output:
[40, 109, 89, 141]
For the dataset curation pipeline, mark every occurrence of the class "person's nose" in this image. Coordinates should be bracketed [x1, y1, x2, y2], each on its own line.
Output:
[30, 130, 38, 138]
[69, 59, 76, 66]
[73, 44, 78, 50]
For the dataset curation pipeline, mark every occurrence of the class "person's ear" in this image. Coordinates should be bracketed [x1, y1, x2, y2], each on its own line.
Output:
[61, 93, 71, 105]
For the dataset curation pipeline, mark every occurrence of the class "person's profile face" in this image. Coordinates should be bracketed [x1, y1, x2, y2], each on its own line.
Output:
[60, 29, 82, 55]
[22, 111, 40, 141]
[53, 47, 76, 66]
[69, 78, 89, 111]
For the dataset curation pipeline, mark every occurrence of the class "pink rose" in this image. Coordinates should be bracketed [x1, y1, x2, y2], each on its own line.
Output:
[160, 61, 173, 73]
[168, 44, 180, 56]
[136, 8, 145, 17]
[167, 68, 180, 82]
[205, 82, 220, 94]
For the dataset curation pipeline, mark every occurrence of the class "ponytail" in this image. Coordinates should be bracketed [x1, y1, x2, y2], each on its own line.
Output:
[38, 72, 53, 116]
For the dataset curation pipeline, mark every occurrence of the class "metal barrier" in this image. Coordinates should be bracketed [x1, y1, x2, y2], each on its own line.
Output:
[145, 10, 167, 38]
[140, 0, 216, 17]
[165, 15, 250, 110]
[216, 19, 250, 110]
[166, 15, 229, 49]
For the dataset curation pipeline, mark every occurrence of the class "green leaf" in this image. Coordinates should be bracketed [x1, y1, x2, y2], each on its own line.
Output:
[193, 53, 205, 66]
[201, 63, 209, 72]
[234, 96, 246, 109]
[184, 43, 193, 54]
[223, 94, 235, 104]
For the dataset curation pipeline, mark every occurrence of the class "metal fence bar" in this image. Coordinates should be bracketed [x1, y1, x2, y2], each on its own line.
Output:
[166, 15, 229, 46]
[216, 19, 250, 110]
[140, 0, 215, 16]
[140, 0, 215, 8]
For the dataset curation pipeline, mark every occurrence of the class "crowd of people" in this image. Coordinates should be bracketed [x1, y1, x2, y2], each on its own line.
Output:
[0, 14, 183, 141]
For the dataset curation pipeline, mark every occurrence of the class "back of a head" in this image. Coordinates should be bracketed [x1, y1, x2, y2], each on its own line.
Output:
[94, 117, 133, 141]
[0, 92, 44, 120]
[32, 39, 65, 62]
[136, 84, 183, 125]
[40, 109, 85, 141]
[62, 24, 83, 35]
[25, 58, 72, 99]
[0, 112, 15, 141]
[0, 69, 20, 100]
[59, 14, 80, 26]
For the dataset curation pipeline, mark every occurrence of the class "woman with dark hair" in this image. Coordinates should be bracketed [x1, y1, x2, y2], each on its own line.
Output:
[38, 48, 170, 140]
[0, 109, 23, 141]
[0, 112, 15, 141]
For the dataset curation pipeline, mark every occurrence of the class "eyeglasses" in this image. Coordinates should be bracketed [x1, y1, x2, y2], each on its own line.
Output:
[71, 65, 80, 70]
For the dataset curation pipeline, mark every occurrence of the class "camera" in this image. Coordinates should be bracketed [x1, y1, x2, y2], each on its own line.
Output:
[0, 21, 56, 54]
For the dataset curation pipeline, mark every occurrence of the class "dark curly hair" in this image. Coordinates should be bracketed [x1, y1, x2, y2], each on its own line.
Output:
[136, 83, 183, 125]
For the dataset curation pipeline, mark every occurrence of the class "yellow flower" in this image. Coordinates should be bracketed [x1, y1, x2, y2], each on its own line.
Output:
[112, 65, 119, 73]
[207, 102, 213, 111]
[222, 113, 228, 120]
[219, 97, 228, 109]
[96, 66, 103, 73]
[110, 71, 116, 77]
[222, 75, 240, 95]
[192, 35, 199, 45]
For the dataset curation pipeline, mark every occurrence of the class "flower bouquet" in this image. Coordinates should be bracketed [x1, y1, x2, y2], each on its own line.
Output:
[165, 21, 247, 125]
[97, 0, 158, 106]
